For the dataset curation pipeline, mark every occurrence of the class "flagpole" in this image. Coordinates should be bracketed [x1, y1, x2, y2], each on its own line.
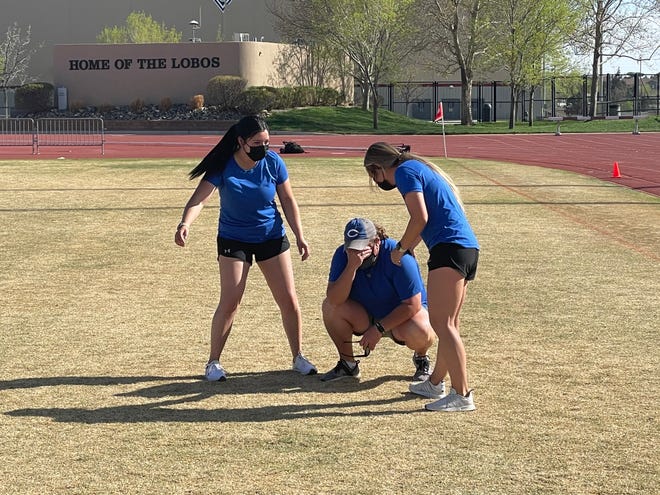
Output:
[434, 101, 447, 158]
[441, 113, 447, 158]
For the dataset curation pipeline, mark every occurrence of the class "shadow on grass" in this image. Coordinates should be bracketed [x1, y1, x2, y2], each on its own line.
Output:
[2, 371, 425, 424]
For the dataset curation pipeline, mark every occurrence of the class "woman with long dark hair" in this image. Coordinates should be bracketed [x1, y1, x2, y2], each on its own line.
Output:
[175, 116, 317, 381]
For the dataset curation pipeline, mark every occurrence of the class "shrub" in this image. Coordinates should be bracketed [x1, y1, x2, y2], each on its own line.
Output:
[190, 94, 204, 109]
[159, 97, 172, 112]
[206, 75, 247, 110]
[69, 100, 85, 112]
[235, 86, 278, 114]
[129, 98, 145, 113]
[317, 87, 340, 106]
[98, 103, 114, 114]
[15, 82, 54, 112]
[292, 86, 316, 107]
[275, 86, 296, 109]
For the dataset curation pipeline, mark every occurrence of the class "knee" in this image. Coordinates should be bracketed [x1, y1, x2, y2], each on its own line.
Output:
[216, 301, 240, 320]
[422, 327, 436, 347]
[402, 322, 435, 350]
[322, 298, 338, 322]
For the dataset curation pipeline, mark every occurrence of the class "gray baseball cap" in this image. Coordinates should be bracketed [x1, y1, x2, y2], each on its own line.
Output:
[343, 217, 377, 251]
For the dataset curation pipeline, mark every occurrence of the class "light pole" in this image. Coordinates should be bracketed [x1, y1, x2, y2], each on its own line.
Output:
[189, 20, 201, 42]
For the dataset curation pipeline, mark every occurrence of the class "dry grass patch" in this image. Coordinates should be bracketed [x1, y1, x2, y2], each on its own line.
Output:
[0, 157, 658, 494]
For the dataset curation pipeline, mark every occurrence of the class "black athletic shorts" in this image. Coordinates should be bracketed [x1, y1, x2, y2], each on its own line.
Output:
[427, 242, 479, 281]
[217, 235, 290, 265]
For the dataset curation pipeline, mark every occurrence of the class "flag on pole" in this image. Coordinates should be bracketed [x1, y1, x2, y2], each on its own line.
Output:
[433, 102, 444, 122]
[434, 101, 447, 158]
[213, 0, 232, 12]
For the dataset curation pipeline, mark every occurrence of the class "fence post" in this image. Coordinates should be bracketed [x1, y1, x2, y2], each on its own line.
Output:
[492, 81, 497, 122]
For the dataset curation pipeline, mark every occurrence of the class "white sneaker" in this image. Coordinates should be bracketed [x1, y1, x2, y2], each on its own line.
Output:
[292, 353, 318, 375]
[205, 360, 226, 381]
[409, 378, 446, 399]
[425, 388, 476, 412]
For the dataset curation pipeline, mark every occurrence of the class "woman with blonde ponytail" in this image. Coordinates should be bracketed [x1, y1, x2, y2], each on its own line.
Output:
[363, 142, 479, 412]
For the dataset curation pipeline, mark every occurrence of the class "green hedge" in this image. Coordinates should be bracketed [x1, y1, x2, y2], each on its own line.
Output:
[232, 85, 341, 114]
[206, 75, 247, 109]
[15, 82, 54, 112]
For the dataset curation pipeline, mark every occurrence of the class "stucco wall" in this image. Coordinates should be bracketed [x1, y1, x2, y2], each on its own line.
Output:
[53, 42, 286, 107]
[2, 0, 278, 84]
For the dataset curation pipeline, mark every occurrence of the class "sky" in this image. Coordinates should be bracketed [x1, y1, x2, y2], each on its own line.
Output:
[601, 55, 660, 74]
[573, 51, 660, 75]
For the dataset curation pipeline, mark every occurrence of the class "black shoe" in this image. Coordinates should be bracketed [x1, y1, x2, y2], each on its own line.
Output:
[320, 360, 361, 382]
[412, 353, 430, 382]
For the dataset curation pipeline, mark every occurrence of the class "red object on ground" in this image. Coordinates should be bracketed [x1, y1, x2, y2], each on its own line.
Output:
[612, 161, 621, 178]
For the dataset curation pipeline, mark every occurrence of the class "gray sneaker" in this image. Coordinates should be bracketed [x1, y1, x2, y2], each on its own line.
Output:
[320, 360, 361, 381]
[425, 388, 476, 412]
[409, 378, 445, 398]
[412, 353, 430, 382]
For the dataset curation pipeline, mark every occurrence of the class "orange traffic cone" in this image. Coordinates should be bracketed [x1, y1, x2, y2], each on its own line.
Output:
[611, 162, 621, 178]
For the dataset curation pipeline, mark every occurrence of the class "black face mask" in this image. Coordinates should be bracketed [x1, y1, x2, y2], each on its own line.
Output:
[358, 253, 377, 270]
[376, 180, 396, 191]
[247, 144, 268, 161]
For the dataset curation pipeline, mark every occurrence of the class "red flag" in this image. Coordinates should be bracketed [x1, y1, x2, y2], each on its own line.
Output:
[434, 102, 444, 122]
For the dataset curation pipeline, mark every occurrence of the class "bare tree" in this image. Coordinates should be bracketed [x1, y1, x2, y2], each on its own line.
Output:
[1, 23, 38, 117]
[572, 0, 659, 117]
[0, 23, 36, 88]
[420, 0, 491, 125]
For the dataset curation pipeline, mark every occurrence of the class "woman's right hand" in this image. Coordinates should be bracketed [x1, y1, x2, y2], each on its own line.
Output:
[174, 224, 189, 247]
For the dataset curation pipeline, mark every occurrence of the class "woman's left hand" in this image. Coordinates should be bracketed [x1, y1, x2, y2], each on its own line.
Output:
[390, 249, 404, 266]
[297, 237, 310, 261]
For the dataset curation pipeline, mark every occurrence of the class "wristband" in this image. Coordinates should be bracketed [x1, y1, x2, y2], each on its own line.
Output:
[374, 321, 386, 334]
[395, 241, 405, 252]
[177, 222, 189, 230]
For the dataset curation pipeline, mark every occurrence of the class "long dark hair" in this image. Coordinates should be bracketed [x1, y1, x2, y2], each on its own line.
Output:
[189, 115, 269, 180]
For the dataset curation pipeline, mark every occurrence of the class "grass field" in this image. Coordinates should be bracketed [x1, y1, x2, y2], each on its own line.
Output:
[266, 106, 660, 134]
[0, 156, 658, 494]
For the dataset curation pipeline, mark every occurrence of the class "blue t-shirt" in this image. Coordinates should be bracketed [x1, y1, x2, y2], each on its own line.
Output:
[395, 159, 479, 250]
[204, 150, 287, 242]
[328, 238, 427, 320]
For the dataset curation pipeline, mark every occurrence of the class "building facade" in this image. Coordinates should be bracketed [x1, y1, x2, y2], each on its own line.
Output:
[2, 0, 279, 84]
[54, 41, 287, 107]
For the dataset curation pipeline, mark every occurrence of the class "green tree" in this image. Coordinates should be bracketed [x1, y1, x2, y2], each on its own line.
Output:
[97, 11, 181, 43]
[271, 0, 424, 129]
[486, 0, 576, 129]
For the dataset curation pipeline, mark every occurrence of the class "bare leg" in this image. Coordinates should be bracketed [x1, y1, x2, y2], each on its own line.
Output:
[321, 298, 370, 362]
[209, 256, 250, 361]
[427, 267, 470, 395]
[390, 307, 436, 357]
[257, 250, 303, 359]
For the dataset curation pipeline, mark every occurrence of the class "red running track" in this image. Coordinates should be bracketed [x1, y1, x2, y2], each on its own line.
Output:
[1, 131, 658, 196]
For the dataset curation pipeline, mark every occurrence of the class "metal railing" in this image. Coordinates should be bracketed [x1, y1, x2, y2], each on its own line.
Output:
[0, 118, 104, 154]
[0, 118, 36, 153]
